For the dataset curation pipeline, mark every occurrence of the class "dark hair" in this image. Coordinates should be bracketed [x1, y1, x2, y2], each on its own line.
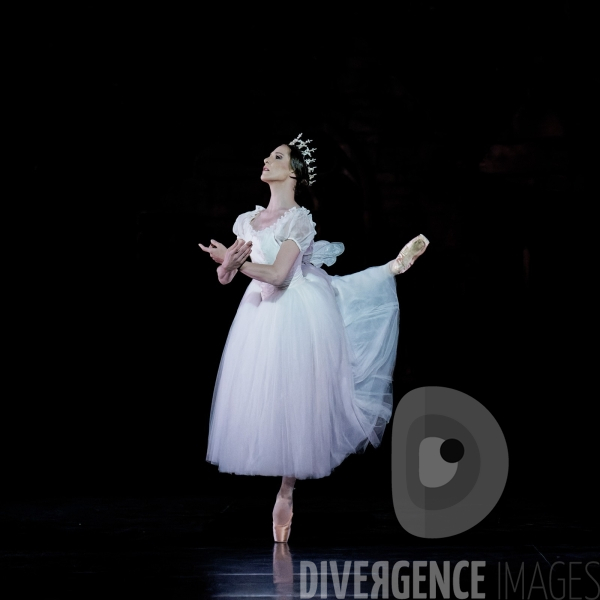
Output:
[287, 143, 311, 199]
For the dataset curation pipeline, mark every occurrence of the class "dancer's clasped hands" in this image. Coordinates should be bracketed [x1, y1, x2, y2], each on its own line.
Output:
[199, 239, 228, 263]
[223, 239, 253, 271]
[200, 238, 252, 271]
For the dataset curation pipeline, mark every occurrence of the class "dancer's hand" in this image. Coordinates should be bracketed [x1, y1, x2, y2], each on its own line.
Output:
[199, 239, 228, 264]
[222, 239, 253, 273]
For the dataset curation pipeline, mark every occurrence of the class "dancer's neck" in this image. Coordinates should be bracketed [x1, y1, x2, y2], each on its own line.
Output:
[265, 182, 298, 214]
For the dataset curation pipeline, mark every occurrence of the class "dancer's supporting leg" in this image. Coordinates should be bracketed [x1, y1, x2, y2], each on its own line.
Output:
[273, 476, 295, 542]
[273, 476, 295, 524]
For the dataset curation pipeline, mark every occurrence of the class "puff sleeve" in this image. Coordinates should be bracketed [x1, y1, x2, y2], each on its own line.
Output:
[232, 213, 245, 238]
[234, 206, 264, 239]
[274, 208, 317, 254]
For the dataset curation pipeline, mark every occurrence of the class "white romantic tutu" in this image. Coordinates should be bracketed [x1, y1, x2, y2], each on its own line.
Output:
[205, 206, 399, 479]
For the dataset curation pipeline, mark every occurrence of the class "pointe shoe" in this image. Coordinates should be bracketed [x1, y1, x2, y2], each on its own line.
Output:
[272, 496, 293, 543]
[390, 234, 430, 275]
[273, 512, 293, 543]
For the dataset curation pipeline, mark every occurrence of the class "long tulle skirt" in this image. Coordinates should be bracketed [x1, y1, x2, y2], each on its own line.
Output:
[205, 263, 399, 479]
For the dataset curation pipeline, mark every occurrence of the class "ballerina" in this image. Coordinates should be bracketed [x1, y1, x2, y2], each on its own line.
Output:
[200, 134, 428, 542]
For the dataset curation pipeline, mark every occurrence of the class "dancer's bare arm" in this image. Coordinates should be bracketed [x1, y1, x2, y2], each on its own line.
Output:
[223, 240, 300, 287]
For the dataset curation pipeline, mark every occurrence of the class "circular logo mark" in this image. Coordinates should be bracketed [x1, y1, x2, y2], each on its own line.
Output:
[391, 386, 509, 538]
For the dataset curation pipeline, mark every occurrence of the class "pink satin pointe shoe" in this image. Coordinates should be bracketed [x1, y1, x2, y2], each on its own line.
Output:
[272, 496, 293, 543]
[390, 234, 430, 275]
[273, 513, 293, 543]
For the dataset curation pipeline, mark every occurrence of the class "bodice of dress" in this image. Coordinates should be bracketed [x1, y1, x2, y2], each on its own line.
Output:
[233, 206, 317, 298]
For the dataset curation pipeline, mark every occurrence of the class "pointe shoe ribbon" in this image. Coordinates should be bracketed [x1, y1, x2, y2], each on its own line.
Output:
[273, 512, 293, 543]
[390, 234, 430, 275]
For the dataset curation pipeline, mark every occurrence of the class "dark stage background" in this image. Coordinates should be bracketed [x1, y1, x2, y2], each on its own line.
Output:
[9, 4, 592, 518]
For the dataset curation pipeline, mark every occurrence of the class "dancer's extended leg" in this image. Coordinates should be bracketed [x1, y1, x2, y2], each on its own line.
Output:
[389, 234, 430, 275]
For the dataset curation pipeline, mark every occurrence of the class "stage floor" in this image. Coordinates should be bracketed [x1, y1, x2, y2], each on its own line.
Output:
[2, 487, 598, 599]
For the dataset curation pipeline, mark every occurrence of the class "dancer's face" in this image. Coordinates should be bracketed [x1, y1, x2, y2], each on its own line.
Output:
[261, 145, 295, 184]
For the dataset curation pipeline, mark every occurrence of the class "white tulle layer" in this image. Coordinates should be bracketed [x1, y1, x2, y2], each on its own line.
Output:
[205, 263, 399, 479]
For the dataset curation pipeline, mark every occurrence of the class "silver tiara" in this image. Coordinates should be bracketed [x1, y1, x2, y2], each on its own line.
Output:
[289, 133, 317, 185]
